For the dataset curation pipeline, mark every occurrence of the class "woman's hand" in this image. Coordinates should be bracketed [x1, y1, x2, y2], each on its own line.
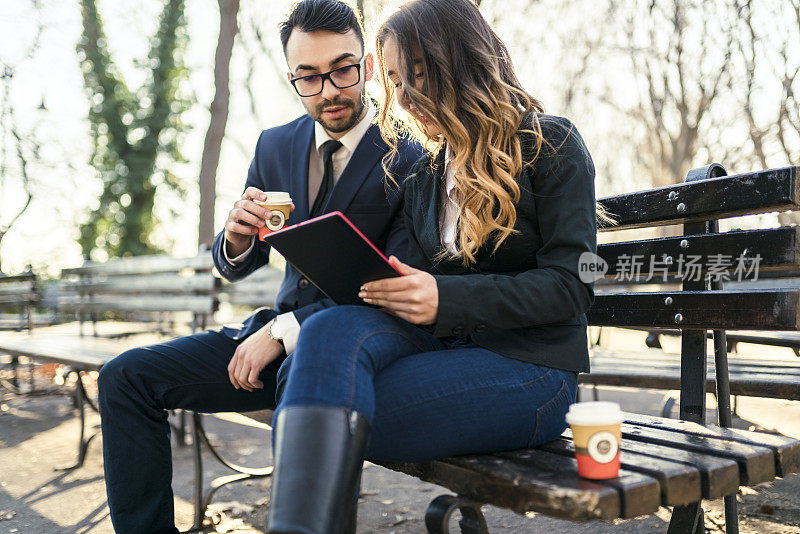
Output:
[227, 321, 284, 391]
[359, 256, 438, 325]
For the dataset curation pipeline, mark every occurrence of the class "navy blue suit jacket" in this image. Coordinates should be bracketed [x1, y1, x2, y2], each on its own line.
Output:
[212, 114, 424, 339]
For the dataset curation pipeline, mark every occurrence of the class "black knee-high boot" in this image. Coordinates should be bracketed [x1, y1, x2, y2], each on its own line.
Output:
[267, 405, 369, 534]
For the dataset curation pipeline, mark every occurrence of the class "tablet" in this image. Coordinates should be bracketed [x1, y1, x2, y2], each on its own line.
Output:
[262, 211, 401, 306]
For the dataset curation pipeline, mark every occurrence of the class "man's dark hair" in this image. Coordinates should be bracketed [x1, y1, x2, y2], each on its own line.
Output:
[280, 0, 365, 55]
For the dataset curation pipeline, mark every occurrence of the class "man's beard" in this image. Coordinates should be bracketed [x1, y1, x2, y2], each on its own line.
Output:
[310, 94, 366, 133]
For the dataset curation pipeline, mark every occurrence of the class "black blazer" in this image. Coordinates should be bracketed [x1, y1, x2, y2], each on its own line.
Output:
[213, 114, 424, 339]
[403, 114, 597, 372]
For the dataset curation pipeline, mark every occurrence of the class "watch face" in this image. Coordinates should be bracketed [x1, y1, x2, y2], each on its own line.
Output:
[269, 320, 283, 344]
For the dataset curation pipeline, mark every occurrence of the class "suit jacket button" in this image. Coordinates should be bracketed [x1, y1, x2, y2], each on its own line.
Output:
[298, 278, 310, 289]
[452, 325, 464, 335]
[474, 323, 487, 332]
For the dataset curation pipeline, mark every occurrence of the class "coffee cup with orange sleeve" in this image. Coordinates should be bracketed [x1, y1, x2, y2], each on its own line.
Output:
[254, 192, 293, 240]
[566, 401, 623, 480]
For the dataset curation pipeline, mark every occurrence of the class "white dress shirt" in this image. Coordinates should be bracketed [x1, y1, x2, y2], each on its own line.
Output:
[223, 103, 377, 353]
[440, 144, 461, 255]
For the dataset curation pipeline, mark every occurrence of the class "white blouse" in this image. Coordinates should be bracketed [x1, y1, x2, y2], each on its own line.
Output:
[440, 145, 461, 255]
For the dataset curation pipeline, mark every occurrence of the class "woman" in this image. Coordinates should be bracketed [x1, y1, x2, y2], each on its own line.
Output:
[267, 1, 602, 532]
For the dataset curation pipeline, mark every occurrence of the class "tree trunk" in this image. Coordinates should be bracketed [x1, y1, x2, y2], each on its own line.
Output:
[198, 0, 239, 249]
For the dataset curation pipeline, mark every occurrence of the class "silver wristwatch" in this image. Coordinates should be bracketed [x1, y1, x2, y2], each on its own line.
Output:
[267, 319, 284, 346]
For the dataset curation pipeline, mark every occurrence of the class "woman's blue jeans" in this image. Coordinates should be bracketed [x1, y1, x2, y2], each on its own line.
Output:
[275, 306, 577, 462]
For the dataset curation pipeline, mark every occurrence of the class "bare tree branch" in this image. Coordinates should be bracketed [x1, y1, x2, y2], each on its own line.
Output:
[197, 0, 239, 248]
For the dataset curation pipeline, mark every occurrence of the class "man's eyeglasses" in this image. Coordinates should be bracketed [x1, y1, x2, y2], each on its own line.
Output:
[288, 58, 365, 97]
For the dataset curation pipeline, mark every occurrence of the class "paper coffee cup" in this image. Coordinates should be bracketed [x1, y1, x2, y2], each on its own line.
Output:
[254, 192, 293, 239]
[566, 401, 623, 480]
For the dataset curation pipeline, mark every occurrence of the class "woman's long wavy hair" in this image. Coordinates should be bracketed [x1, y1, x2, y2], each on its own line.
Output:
[377, 0, 613, 265]
[377, 0, 541, 264]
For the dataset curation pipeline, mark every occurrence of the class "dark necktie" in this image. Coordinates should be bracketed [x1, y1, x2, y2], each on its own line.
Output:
[311, 140, 343, 218]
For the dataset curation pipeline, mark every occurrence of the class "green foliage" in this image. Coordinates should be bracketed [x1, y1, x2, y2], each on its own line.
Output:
[77, 0, 189, 258]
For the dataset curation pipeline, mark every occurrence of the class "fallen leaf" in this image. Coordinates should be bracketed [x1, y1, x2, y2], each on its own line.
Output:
[208, 501, 254, 516]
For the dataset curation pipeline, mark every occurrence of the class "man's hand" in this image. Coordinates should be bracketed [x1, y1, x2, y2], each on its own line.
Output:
[224, 187, 295, 258]
[227, 321, 284, 391]
[359, 256, 439, 325]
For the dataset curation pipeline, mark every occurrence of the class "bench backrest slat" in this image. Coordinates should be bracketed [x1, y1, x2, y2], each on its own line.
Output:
[58, 295, 216, 314]
[217, 268, 283, 309]
[598, 167, 799, 231]
[56, 253, 218, 324]
[598, 227, 800, 279]
[62, 253, 213, 276]
[73, 273, 216, 294]
[588, 289, 800, 330]
[0, 280, 36, 295]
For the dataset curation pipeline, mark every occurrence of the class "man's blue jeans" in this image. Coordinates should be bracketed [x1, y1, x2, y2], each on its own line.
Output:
[275, 306, 577, 462]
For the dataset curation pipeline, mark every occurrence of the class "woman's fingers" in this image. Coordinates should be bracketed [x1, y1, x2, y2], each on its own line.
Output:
[360, 290, 419, 304]
[388, 255, 419, 275]
[362, 275, 413, 293]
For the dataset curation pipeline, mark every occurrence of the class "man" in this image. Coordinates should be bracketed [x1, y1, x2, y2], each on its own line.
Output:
[97, 1, 423, 532]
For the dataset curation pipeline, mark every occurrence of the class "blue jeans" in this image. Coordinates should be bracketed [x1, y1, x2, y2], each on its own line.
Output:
[275, 306, 577, 462]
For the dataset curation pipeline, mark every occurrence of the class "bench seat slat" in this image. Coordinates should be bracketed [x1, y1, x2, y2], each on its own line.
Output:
[538, 438, 702, 505]
[597, 433, 738, 500]
[494, 450, 661, 518]
[598, 166, 800, 231]
[379, 450, 625, 521]
[619, 423, 775, 485]
[588, 289, 800, 330]
[0, 334, 121, 369]
[623, 413, 800, 477]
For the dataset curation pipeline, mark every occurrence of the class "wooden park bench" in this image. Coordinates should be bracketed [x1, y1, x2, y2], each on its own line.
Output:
[0, 268, 40, 391]
[185, 164, 800, 533]
[0, 267, 38, 332]
[0, 252, 218, 469]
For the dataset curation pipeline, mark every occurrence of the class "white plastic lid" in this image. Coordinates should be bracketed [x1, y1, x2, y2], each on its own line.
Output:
[565, 401, 624, 426]
[255, 191, 292, 204]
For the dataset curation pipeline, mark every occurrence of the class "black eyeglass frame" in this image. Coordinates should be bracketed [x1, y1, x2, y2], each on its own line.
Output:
[288, 57, 366, 97]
